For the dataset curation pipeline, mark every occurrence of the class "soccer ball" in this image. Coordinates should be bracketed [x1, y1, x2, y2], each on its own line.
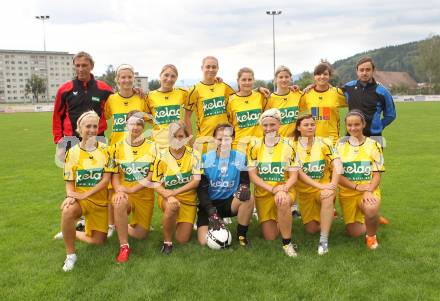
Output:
[206, 228, 232, 250]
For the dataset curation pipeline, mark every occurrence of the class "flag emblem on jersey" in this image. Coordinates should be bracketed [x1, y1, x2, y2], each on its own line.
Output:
[280, 107, 299, 125]
[342, 161, 372, 181]
[236, 109, 261, 128]
[203, 96, 226, 117]
[155, 105, 181, 125]
[258, 162, 286, 182]
[76, 168, 104, 187]
[113, 113, 128, 132]
[311, 107, 331, 120]
[120, 162, 151, 182]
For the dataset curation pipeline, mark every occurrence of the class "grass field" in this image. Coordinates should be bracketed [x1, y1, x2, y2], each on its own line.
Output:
[0, 102, 439, 301]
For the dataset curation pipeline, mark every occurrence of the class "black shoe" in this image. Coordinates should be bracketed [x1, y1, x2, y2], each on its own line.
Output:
[160, 243, 173, 255]
[76, 217, 85, 232]
[292, 209, 301, 219]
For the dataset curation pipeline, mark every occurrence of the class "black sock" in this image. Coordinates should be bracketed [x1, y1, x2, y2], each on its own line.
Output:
[282, 238, 291, 246]
[237, 224, 248, 237]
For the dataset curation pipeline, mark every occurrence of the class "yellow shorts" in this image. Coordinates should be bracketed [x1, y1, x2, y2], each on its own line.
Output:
[128, 192, 155, 230]
[158, 196, 197, 224]
[339, 189, 381, 225]
[79, 199, 108, 237]
[297, 190, 321, 225]
[255, 190, 295, 223]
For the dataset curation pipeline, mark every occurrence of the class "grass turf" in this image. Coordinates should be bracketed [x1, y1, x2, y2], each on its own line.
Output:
[0, 102, 439, 300]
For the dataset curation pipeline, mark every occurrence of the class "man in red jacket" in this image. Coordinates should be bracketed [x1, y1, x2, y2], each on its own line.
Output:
[52, 51, 113, 147]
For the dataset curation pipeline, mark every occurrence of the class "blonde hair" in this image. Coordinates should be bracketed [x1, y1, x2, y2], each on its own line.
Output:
[168, 121, 190, 138]
[237, 67, 254, 80]
[160, 64, 178, 77]
[115, 64, 135, 88]
[76, 110, 99, 136]
[259, 108, 281, 125]
[202, 56, 219, 66]
[274, 65, 292, 78]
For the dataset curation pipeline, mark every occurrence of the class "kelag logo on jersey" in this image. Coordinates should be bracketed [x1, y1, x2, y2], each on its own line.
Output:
[76, 168, 104, 187]
[280, 107, 299, 125]
[155, 105, 181, 125]
[311, 107, 331, 121]
[120, 162, 150, 182]
[258, 162, 286, 182]
[210, 179, 235, 189]
[113, 113, 127, 132]
[302, 160, 325, 179]
[164, 171, 192, 189]
[343, 161, 371, 181]
[203, 97, 226, 117]
[236, 109, 261, 128]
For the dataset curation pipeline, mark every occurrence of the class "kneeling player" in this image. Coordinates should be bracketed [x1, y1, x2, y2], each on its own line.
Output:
[197, 123, 254, 246]
[152, 122, 201, 254]
[337, 110, 384, 250]
[55, 111, 113, 272]
[293, 114, 341, 255]
[248, 109, 299, 257]
[111, 111, 157, 262]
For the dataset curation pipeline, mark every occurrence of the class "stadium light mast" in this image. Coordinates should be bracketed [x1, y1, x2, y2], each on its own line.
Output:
[35, 15, 50, 102]
[266, 10, 282, 78]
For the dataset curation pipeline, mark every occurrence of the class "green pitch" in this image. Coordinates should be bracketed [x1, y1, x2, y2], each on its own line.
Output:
[0, 102, 439, 300]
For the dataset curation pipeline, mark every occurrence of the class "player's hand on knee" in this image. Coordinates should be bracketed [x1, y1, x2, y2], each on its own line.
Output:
[362, 191, 378, 206]
[234, 184, 251, 201]
[208, 212, 225, 231]
[275, 191, 287, 207]
[60, 196, 76, 210]
[167, 196, 180, 211]
[113, 192, 127, 206]
[320, 189, 335, 199]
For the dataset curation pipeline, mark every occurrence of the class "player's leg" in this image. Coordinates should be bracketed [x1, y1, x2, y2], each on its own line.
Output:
[196, 207, 210, 245]
[60, 199, 82, 254]
[231, 196, 254, 246]
[175, 222, 193, 244]
[261, 220, 279, 240]
[276, 194, 296, 257]
[360, 195, 381, 249]
[318, 191, 335, 255]
[107, 190, 115, 237]
[128, 198, 154, 240]
[112, 195, 131, 245]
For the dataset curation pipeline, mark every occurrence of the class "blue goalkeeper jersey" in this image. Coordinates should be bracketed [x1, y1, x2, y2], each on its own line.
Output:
[201, 149, 247, 201]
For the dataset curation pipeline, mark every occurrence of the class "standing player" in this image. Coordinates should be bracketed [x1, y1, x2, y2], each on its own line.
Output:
[111, 111, 157, 262]
[184, 56, 235, 152]
[152, 122, 201, 254]
[104, 64, 147, 146]
[337, 110, 385, 250]
[227, 67, 265, 153]
[146, 64, 188, 148]
[264, 65, 302, 137]
[54, 111, 113, 272]
[293, 114, 341, 255]
[299, 62, 346, 145]
[197, 123, 254, 246]
[248, 109, 299, 257]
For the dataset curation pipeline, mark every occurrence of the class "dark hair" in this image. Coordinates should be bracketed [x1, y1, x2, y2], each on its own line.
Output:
[356, 57, 375, 70]
[314, 61, 332, 76]
[213, 123, 235, 138]
[73, 51, 94, 67]
[293, 113, 314, 141]
[345, 109, 366, 125]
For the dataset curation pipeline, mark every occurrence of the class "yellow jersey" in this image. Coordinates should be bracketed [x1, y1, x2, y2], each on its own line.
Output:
[294, 137, 338, 194]
[337, 137, 385, 197]
[247, 137, 297, 200]
[146, 88, 188, 147]
[227, 91, 264, 150]
[113, 138, 157, 199]
[104, 93, 147, 145]
[64, 142, 114, 205]
[264, 91, 302, 138]
[299, 87, 346, 144]
[185, 82, 235, 137]
[152, 145, 202, 205]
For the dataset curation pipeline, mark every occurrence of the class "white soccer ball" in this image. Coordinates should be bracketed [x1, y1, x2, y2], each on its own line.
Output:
[206, 228, 232, 250]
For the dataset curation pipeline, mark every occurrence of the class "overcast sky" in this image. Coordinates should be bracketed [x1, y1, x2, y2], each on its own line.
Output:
[3, 0, 440, 83]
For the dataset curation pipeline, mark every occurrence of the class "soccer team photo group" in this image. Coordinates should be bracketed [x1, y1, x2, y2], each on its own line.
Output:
[52, 52, 396, 272]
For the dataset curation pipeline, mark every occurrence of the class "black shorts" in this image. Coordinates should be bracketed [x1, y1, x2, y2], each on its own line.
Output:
[197, 195, 236, 227]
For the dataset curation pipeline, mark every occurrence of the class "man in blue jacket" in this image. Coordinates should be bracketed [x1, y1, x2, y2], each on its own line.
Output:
[343, 57, 396, 138]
